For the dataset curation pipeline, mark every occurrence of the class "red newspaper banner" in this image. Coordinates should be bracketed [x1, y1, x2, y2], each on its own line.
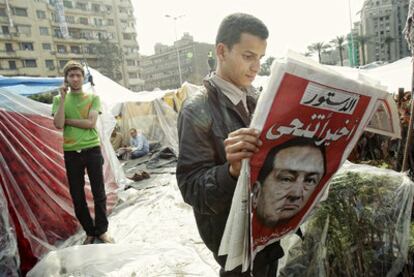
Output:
[218, 52, 400, 272]
[250, 73, 372, 255]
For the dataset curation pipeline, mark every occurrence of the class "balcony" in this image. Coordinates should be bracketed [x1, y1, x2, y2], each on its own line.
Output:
[128, 78, 144, 86]
[15, 50, 37, 58]
[0, 50, 18, 58]
[0, 68, 19, 76]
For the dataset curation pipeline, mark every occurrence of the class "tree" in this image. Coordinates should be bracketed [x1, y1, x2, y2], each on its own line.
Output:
[354, 35, 371, 66]
[92, 38, 124, 82]
[307, 42, 330, 64]
[383, 36, 395, 62]
[331, 36, 345, 66]
[259, 56, 275, 76]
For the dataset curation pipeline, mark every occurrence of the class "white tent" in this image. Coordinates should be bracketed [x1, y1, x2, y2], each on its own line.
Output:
[254, 57, 413, 94]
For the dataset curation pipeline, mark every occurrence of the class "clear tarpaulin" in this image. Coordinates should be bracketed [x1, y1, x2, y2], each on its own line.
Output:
[28, 175, 219, 277]
[278, 162, 414, 277]
[118, 98, 179, 154]
[0, 183, 19, 277]
[0, 89, 120, 273]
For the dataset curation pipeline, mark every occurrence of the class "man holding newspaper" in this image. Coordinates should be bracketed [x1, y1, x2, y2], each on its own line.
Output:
[176, 13, 283, 276]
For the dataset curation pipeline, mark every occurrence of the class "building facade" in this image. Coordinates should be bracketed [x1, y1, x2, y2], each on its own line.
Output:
[141, 33, 215, 90]
[359, 0, 410, 64]
[0, 0, 144, 91]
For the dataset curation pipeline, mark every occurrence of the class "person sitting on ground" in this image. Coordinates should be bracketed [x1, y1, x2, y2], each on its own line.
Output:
[116, 128, 150, 160]
[129, 128, 149, 159]
[110, 129, 122, 151]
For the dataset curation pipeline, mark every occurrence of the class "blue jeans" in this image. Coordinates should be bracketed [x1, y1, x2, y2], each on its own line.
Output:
[131, 149, 148, 159]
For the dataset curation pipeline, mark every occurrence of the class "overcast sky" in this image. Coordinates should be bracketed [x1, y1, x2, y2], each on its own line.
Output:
[133, 0, 366, 58]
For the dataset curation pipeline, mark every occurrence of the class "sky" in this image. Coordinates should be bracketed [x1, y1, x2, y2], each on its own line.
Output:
[133, 0, 366, 58]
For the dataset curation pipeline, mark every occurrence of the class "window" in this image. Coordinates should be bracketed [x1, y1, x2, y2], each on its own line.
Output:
[57, 45, 66, 53]
[63, 0, 73, 8]
[107, 19, 114, 26]
[92, 4, 100, 12]
[54, 28, 63, 38]
[23, 59, 37, 68]
[128, 72, 138, 79]
[36, 10, 46, 19]
[17, 25, 31, 36]
[76, 2, 87, 10]
[45, 60, 54, 69]
[127, 59, 135, 66]
[123, 33, 132, 40]
[8, 61, 16, 70]
[79, 17, 88, 25]
[1, 26, 9, 35]
[51, 12, 58, 22]
[94, 18, 103, 26]
[59, 60, 68, 68]
[20, 42, 34, 51]
[5, 43, 13, 52]
[70, 45, 80, 54]
[68, 29, 80, 39]
[84, 44, 95, 54]
[12, 7, 28, 17]
[39, 27, 49, 36]
[65, 16, 75, 24]
[0, 8, 6, 17]
[42, 43, 52, 50]
[80, 31, 92, 40]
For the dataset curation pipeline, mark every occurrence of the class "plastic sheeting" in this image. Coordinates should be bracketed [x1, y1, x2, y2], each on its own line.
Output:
[278, 161, 414, 277]
[118, 97, 179, 154]
[0, 182, 19, 277]
[28, 174, 219, 277]
[258, 57, 414, 94]
[0, 89, 121, 273]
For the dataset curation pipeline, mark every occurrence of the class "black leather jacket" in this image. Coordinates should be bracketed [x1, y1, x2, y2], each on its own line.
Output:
[176, 75, 283, 272]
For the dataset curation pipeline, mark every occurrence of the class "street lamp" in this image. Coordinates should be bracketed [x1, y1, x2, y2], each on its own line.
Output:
[165, 14, 185, 86]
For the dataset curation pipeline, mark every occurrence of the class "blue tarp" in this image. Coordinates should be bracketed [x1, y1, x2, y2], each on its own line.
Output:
[0, 73, 91, 96]
[0, 76, 63, 96]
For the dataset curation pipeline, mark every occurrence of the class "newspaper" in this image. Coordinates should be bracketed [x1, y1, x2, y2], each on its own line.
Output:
[218, 51, 401, 272]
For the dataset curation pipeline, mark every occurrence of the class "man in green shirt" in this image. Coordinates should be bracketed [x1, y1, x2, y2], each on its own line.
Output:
[52, 60, 113, 244]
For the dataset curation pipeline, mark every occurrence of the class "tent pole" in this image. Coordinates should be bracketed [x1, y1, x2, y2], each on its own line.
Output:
[401, 60, 414, 172]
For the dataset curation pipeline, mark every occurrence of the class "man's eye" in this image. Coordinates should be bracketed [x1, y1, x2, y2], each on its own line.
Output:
[305, 178, 318, 185]
[276, 174, 294, 183]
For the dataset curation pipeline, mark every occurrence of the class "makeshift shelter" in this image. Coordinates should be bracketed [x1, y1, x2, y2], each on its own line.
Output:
[0, 75, 123, 274]
[80, 68, 200, 154]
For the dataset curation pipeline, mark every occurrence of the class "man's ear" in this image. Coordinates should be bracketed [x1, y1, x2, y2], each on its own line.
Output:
[216, 43, 227, 62]
[252, 181, 261, 209]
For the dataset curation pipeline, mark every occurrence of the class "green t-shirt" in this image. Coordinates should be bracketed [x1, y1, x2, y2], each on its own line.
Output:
[52, 92, 101, 151]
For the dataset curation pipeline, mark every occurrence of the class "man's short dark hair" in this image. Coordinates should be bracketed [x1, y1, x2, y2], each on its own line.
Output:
[216, 13, 269, 49]
[257, 137, 327, 184]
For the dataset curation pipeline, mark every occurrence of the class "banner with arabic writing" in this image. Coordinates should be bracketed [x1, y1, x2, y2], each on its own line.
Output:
[248, 52, 390, 264]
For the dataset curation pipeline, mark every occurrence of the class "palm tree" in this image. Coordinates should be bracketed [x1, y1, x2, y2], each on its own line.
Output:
[331, 36, 345, 66]
[383, 36, 395, 62]
[307, 42, 330, 64]
[354, 35, 371, 66]
[303, 51, 312, 57]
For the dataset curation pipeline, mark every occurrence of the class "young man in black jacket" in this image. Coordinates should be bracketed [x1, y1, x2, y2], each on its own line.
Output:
[176, 13, 283, 276]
